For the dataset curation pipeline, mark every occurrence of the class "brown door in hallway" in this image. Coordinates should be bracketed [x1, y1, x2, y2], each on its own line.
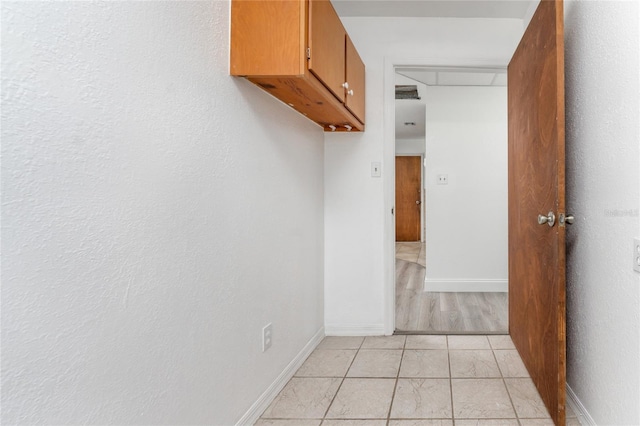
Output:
[395, 156, 421, 241]
[508, 1, 566, 425]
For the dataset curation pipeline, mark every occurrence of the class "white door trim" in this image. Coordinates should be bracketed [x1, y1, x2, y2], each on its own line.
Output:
[383, 57, 508, 335]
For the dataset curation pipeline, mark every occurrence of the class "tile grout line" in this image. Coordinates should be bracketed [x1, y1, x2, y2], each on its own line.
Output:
[491, 337, 521, 424]
[385, 335, 407, 425]
[447, 335, 456, 425]
[319, 338, 365, 424]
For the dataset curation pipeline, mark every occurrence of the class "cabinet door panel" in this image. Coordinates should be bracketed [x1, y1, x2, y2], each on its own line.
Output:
[308, 0, 346, 102]
[230, 0, 304, 76]
[345, 35, 365, 124]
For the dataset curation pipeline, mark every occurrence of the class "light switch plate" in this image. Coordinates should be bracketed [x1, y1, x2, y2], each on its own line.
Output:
[371, 162, 381, 177]
[634, 238, 640, 273]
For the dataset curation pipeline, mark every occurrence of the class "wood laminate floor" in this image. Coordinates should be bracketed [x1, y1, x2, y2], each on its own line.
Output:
[395, 243, 508, 334]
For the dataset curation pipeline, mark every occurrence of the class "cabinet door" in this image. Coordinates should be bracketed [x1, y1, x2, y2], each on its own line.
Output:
[230, 0, 305, 76]
[308, 0, 346, 102]
[345, 35, 365, 124]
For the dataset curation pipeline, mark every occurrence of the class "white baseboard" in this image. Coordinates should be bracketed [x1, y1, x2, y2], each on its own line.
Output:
[235, 327, 325, 426]
[424, 278, 508, 292]
[324, 324, 386, 336]
[567, 383, 596, 426]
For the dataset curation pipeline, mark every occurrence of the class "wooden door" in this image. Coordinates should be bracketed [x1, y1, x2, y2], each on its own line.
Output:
[308, 0, 346, 102]
[508, 1, 566, 425]
[345, 35, 365, 124]
[395, 156, 422, 241]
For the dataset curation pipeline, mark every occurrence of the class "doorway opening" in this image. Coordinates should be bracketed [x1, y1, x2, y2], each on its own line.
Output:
[393, 66, 509, 334]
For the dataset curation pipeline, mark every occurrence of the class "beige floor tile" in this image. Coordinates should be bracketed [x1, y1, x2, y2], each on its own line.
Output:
[254, 420, 321, 426]
[261, 377, 341, 419]
[322, 421, 386, 426]
[447, 336, 491, 350]
[390, 378, 452, 419]
[518, 419, 554, 426]
[454, 420, 519, 426]
[399, 350, 450, 378]
[504, 378, 551, 419]
[488, 335, 516, 350]
[449, 350, 501, 378]
[566, 417, 582, 426]
[494, 350, 529, 377]
[362, 335, 406, 349]
[318, 336, 364, 350]
[397, 252, 420, 263]
[397, 244, 421, 254]
[326, 378, 396, 419]
[295, 350, 357, 377]
[451, 379, 515, 419]
[347, 349, 402, 378]
[389, 421, 453, 426]
[405, 335, 448, 350]
[397, 245, 420, 252]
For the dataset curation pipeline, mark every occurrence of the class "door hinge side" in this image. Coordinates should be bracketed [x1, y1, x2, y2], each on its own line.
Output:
[306, 47, 311, 60]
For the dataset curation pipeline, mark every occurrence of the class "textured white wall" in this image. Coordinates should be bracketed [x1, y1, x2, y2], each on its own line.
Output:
[1, 2, 324, 424]
[424, 86, 507, 290]
[395, 139, 425, 155]
[324, 17, 523, 333]
[564, 0, 640, 423]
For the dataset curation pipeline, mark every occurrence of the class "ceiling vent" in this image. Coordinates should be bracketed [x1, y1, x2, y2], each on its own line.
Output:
[395, 85, 421, 100]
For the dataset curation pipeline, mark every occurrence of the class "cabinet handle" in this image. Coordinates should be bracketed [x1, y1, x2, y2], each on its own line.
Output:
[347, 89, 354, 96]
[342, 82, 349, 89]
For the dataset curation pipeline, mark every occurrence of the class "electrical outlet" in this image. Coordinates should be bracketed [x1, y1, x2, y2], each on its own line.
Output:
[634, 239, 640, 273]
[262, 323, 273, 352]
[437, 174, 448, 185]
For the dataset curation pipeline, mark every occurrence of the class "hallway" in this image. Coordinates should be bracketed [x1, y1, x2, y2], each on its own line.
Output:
[256, 335, 580, 425]
[395, 243, 508, 333]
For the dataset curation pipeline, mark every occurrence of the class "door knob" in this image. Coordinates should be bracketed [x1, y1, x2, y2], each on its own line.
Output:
[416, 200, 421, 205]
[347, 89, 354, 96]
[537, 211, 555, 227]
[559, 213, 574, 226]
[342, 82, 349, 89]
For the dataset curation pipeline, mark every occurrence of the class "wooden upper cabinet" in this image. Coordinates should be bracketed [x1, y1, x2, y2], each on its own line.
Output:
[345, 35, 365, 124]
[309, 0, 347, 102]
[230, 0, 365, 132]
[230, 0, 305, 76]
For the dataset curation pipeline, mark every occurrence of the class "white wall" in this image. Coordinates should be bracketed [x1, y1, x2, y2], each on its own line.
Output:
[424, 86, 508, 291]
[564, 0, 640, 424]
[324, 17, 523, 333]
[1, 2, 324, 425]
[396, 139, 426, 155]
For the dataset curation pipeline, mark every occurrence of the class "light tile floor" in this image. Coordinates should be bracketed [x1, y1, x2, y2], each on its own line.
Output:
[256, 335, 580, 426]
[396, 242, 426, 266]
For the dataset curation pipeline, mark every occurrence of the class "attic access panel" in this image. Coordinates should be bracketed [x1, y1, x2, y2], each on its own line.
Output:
[395, 85, 421, 100]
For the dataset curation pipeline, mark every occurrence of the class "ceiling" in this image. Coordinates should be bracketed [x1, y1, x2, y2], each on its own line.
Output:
[344, 0, 528, 142]
[397, 67, 507, 87]
[396, 100, 426, 140]
[332, 0, 535, 19]
[395, 67, 507, 140]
